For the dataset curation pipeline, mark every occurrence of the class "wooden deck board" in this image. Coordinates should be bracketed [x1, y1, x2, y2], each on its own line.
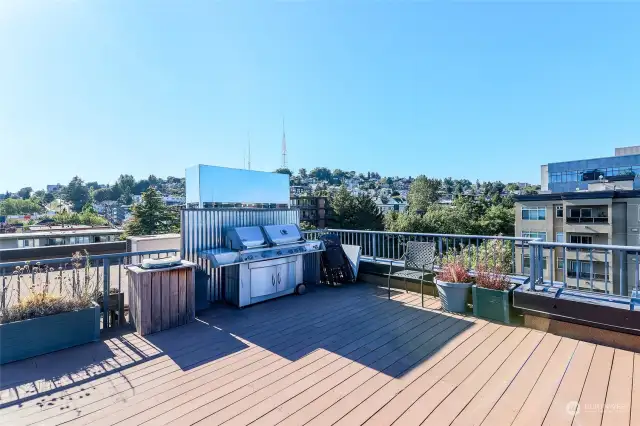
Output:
[0, 283, 637, 426]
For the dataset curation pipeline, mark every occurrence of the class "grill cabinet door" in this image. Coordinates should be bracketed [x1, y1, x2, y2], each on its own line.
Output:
[276, 259, 296, 292]
[250, 266, 276, 298]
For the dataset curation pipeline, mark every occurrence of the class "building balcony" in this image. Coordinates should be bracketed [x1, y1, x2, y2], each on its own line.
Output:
[567, 271, 607, 281]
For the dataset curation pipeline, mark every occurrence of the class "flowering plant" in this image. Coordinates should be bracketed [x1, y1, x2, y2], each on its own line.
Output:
[437, 259, 473, 284]
[475, 265, 511, 290]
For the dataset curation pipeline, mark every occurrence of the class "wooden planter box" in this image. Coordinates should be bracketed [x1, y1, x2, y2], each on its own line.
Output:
[472, 284, 519, 324]
[0, 302, 100, 365]
[127, 261, 196, 336]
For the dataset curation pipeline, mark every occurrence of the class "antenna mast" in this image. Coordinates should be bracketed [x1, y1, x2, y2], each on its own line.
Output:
[281, 117, 287, 169]
[248, 132, 252, 170]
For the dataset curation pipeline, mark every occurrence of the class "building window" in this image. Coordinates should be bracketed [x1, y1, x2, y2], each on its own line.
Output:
[69, 236, 90, 245]
[556, 206, 563, 218]
[17, 239, 37, 248]
[569, 235, 593, 245]
[557, 257, 565, 269]
[521, 207, 546, 220]
[523, 255, 547, 272]
[522, 231, 547, 241]
[46, 238, 66, 246]
[556, 232, 564, 243]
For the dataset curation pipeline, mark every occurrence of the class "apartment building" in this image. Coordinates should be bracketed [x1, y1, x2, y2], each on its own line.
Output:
[290, 196, 327, 228]
[515, 177, 640, 295]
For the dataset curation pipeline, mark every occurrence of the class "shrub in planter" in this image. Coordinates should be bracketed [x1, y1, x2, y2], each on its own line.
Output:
[472, 266, 519, 324]
[0, 252, 101, 364]
[436, 259, 474, 313]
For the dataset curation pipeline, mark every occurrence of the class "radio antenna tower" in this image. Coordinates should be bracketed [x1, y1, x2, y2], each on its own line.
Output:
[248, 131, 252, 170]
[281, 117, 287, 169]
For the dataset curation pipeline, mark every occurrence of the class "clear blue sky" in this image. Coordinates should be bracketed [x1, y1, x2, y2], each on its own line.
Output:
[1, 1, 639, 192]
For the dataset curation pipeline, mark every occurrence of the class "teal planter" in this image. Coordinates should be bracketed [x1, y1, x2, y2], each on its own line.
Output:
[436, 280, 472, 313]
[0, 302, 100, 365]
[472, 284, 519, 324]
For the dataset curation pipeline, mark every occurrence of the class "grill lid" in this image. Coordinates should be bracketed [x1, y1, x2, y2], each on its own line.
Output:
[226, 226, 266, 249]
[262, 224, 303, 245]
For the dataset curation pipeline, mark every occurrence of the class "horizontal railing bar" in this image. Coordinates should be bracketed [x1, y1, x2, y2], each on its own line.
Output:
[303, 229, 531, 241]
[530, 240, 640, 251]
[0, 249, 178, 269]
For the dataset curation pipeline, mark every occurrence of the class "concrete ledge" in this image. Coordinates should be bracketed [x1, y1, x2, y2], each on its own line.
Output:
[524, 314, 640, 352]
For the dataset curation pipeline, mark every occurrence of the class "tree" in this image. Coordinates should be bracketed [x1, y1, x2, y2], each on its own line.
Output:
[0, 199, 45, 215]
[42, 192, 55, 204]
[86, 181, 100, 190]
[93, 187, 111, 203]
[327, 186, 383, 230]
[443, 177, 454, 194]
[407, 176, 442, 212]
[298, 168, 307, 179]
[116, 174, 136, 193]
[63, 176, 89, 212]
[125, 187, 179, 236]
[480, 205, 515, 236]
[17, 187, 32, 200]
[309, 167, 332, 181]
[133, 179, 150, 195]
[274, 168, 292, 176]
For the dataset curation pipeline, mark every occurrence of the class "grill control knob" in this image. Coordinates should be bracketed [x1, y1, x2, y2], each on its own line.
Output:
[288, 249, 293, 254]
[276, 250, 282, 255]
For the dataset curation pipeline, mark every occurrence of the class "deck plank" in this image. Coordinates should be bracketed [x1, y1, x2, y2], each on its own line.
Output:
[421, 327, 531, 426]
[541, 341, 596, 426]
[480, 333, 562, 426]
[511, 338, 579, 426]
[571, 345, 615, 426]
[601, 349, 634, 426]
[356, 322, 500, 426]
[450, 330, 546, 426]
[631, 354, 640, 426]
[392, 325, 518, 426]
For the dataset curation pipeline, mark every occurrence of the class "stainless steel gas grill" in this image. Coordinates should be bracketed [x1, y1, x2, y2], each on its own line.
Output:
[199, 224, 325, 307]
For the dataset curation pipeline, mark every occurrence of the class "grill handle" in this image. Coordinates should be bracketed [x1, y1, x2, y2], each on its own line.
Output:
[272, 275, 275, 286]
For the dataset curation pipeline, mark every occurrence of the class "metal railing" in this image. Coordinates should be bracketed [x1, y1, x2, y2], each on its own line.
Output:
[304, 229, 640, 301]
[566, 217, 609, 224]
[302, 229, 532, 275]
[0, 248, 179, 332]
[527, 240, 640, 298]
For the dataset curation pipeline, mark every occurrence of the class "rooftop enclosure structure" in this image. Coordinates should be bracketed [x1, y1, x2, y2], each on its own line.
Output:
[0, 227, 123, 249]
[185, 165, 290, 208]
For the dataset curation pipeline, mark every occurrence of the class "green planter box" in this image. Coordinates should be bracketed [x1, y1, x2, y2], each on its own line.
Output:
[0, 302, 100, 365]
[472, 284, 519, 324]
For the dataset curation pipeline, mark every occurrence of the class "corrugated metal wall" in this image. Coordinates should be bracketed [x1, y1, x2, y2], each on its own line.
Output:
[181, 208, 302, 304]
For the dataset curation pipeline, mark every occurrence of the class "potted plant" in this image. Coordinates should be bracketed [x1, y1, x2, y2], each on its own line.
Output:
[472, 265, 520, 324]
[435, 259, 474, 313]
[0, 254, 101, 364]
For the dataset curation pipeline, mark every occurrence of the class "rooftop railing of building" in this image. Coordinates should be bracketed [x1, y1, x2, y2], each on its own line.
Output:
[302, 229, 640, 301]
[0, 249, 179, 332]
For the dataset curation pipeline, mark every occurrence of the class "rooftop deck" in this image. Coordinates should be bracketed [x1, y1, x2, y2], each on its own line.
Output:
[1, 283, 638, 426]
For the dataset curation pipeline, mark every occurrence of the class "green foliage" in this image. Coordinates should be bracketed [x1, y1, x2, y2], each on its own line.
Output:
[42, 192, 55, 204]
[274, 168, 293, 176]
[328, 186, 383, 230]
[0, 199, 45, 215]
[299, 221, 317, 231]
[385, 195, 515, 237]
[63, 176, 90, 212]
[309, 167, 332, 181]
[407, 175, 441, 212]
[125, 187, 179, 236]
[52, 205, 108, 226]
[17, 187, 32, 200]
[298, 168, 307, 178]
[439, 239, 514, 274]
